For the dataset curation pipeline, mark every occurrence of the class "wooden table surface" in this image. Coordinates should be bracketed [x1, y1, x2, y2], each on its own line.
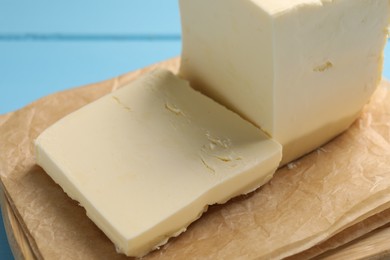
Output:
[0, 1, 389, 259]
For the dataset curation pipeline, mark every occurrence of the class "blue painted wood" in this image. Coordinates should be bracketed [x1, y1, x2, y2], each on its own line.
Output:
[0, 208, 13, 260]
[0, 41, 181, 114]
[384, 42, 390, 80]
[0, 0, 181, 35]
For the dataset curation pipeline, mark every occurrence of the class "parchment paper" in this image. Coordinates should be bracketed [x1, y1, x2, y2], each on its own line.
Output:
[1, 58, 390, 259]
[289, 208, 390, 259]
[320, 223, 390, 260]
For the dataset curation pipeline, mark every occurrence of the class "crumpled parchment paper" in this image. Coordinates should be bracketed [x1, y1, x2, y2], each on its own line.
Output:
[1, 58, 390, 259]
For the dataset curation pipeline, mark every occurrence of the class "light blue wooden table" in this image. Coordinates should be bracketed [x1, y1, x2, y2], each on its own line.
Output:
[0, 1, 389, 259]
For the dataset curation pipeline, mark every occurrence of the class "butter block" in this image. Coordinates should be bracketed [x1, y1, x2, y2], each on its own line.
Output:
[35, 70, 282, 257]
[179, 0, 390, 164]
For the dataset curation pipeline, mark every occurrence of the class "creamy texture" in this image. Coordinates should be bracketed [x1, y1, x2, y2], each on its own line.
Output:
[35, 70, 282, 257]
[180, 0, 390, 164]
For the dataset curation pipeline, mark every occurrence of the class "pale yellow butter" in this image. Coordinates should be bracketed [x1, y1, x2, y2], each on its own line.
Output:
[180, 0, 390, 164]
[35, 70, 282, 257]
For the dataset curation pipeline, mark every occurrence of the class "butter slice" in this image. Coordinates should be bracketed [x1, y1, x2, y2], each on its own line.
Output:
[35, 70, 282, 257]
[180, 0, 390, 164]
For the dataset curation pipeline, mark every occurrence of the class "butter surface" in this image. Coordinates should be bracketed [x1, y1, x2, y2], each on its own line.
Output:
[35, 70, 282, 257]
[180, 0, 390, 164]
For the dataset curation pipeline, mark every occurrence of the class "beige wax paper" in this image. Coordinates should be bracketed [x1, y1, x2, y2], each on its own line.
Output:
[1, 58, 390, 259]
[288, 208, 390, 259]
[3, 187, 390, 260]
[320, 223, 390, 260]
